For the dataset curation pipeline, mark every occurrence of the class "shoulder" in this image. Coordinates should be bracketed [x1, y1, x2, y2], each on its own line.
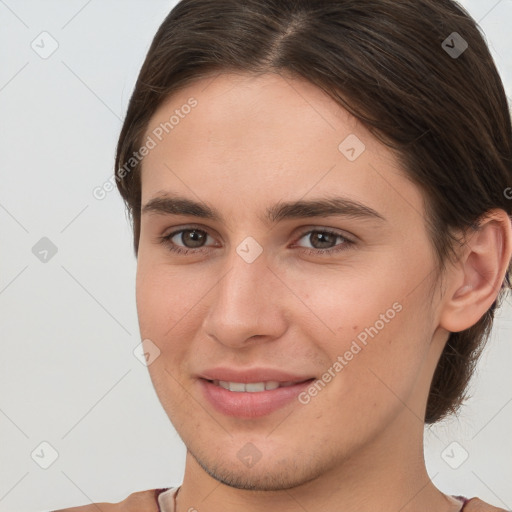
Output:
[52, 488, 163, 512]
[463, 497, 510, 512]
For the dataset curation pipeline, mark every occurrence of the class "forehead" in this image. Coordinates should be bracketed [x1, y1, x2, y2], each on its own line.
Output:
[139, 72, 423, 224]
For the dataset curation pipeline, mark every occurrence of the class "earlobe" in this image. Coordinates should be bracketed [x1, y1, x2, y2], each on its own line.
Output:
[439, 209, 512, 333]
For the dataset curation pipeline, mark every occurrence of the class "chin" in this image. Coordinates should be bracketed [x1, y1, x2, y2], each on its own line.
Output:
[195, 456, 316, 491]
[187, 440, 329, 492]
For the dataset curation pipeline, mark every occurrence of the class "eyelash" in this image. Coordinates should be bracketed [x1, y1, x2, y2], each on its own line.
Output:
[158, 225, 355, 257]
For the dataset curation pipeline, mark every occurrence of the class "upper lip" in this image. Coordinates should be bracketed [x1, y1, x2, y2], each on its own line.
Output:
[198, 367, 315, 383]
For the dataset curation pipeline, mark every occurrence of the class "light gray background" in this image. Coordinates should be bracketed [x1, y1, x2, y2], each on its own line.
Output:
[0, 1, 511, 511]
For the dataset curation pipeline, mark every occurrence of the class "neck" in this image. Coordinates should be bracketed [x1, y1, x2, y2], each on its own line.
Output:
[174, 411, 461, 512]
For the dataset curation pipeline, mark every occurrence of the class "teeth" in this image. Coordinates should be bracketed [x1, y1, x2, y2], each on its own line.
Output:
[246, 382, 267, 392]
[213, 380, 291, 392]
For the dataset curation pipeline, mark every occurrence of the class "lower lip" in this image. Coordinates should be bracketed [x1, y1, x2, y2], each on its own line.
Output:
[199, 378, 315, 418]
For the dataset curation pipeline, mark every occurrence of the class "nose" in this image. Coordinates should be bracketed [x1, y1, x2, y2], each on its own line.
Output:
[202, 245, 288, 348]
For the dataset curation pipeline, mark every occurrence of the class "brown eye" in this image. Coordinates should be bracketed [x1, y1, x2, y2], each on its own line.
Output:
[175, 229, 208, 248]
[159, 227, 216, 255]
[307, 231, 339, 249]
[294, 228, 355, 256]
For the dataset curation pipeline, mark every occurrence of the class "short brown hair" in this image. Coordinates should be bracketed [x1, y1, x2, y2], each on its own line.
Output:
[115, 0, 512, 424]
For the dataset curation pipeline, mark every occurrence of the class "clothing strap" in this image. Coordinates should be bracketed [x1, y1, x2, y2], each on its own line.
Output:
[454, 496, 471, 509]
[154, 489, 473, 511]
[155, 487, 173, 510]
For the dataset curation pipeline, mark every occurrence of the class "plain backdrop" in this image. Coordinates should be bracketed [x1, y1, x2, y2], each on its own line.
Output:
[0, 1, 511, 511]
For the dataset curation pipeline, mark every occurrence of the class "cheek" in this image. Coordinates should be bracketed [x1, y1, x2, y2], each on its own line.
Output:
[136, 263, 202, 414]
[136, 263, 190, 378]
[135, 259, 221, 383]
[283, 261, 403, 343]
[292, 261, 435, 397]
[344, 294, 433, 417]
[136, 260, 201, 334]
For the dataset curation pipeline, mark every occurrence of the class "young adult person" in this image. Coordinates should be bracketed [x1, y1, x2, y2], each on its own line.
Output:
[55, 0, 512, 510]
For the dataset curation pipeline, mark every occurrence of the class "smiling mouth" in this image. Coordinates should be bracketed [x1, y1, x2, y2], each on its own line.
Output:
[205, 378, 315, 392]
[199, 377, 317, 418]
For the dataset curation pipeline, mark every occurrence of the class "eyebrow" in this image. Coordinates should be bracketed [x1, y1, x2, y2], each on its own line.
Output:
[141, 194, 386, 224]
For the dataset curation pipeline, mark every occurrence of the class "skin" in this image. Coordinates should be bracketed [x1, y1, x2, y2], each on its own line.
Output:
[131, 72, 511, 512]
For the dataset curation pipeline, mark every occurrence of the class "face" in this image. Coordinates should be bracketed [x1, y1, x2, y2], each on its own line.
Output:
[136, 72, 448, 490]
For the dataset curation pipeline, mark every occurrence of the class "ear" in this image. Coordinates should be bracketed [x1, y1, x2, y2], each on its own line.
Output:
[439, 209, 512, 333]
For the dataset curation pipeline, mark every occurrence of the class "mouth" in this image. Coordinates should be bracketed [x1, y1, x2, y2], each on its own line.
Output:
[199, 377, 316, 418]
[205, 378, 314, 392]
